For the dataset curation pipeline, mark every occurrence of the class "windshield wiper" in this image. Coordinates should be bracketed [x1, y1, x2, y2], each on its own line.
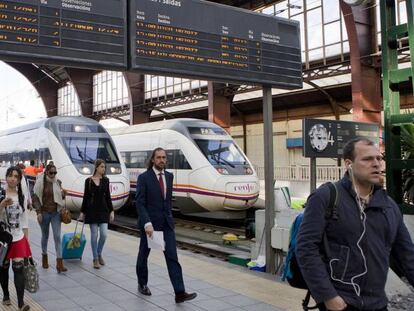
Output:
[76, 146, 94, 164]
[208, 151, 235, 168]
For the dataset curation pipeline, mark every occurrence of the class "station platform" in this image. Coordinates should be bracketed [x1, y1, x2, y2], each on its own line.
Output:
[5, 213, 305, 311]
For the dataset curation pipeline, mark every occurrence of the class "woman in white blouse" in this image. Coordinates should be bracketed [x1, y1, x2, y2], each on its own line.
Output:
[0, 166, 31, 311]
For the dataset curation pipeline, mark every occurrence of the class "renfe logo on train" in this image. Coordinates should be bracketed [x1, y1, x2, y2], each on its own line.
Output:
[233, 184, 256, 193]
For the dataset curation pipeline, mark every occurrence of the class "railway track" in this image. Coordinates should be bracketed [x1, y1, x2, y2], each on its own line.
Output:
[110, 215, 250, 261]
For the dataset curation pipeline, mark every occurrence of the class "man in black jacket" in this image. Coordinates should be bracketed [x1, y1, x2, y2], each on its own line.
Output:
[296, 138, 414, 311]
[135, 147, 196, 303]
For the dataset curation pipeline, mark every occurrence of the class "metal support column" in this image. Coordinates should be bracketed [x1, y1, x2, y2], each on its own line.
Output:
[381, 0, 414, 213]
[310, 157, 317, 192]
[263, 86, 275, 273]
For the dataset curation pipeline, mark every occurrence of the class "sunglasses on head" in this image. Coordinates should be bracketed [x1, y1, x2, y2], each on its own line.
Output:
[48, 171, 57, 175]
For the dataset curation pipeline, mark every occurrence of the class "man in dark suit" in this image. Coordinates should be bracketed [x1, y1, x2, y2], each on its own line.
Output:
[136, 147, 197, 303]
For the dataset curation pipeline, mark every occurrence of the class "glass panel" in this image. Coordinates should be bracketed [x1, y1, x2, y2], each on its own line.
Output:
[194, 139, 247, 165]
[262, 5, 274, 15]
[306, 0, 321, 10]
[324, 21, 341, 45]
[323, 0, 339, 23]
[308, 48, 323, 61]
[307, 8, 323, 49]
[289, 0, 303, 15]
[399, 1, 407, 24]
[62, 137, 119, 164]
[275, 1, 288, 18]
[292, 13, 305, 52]
[343, 40, 350, 53]
[341, 14, 348, 41]
[325, 43, 341, 57]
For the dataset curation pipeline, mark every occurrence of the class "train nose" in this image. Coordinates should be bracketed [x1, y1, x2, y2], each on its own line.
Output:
[109, 181, 129, 211]
[223, 182, 259, 210]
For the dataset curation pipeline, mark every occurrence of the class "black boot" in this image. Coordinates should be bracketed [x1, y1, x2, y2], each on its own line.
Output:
[12, 261, 25, 308]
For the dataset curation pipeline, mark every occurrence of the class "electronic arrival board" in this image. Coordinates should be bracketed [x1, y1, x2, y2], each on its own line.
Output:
[130, 0, 302, 88]
[0, 0, 127, 69]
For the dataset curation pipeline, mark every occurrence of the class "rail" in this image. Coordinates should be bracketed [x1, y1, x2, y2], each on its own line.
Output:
[254, 166, 347, 182]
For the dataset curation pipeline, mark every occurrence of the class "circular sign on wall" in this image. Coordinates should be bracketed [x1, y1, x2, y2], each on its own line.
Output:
[308, 124, 329, 152]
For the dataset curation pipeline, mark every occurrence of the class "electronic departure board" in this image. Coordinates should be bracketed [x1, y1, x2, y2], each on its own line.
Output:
[0, 0, 127, 69]
[130, 0, 302, 88]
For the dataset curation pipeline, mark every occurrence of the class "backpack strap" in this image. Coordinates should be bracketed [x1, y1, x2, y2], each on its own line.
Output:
[322, 181, 340, 260]
[302, 290, 319, 310]
[325, 182, 339, 220]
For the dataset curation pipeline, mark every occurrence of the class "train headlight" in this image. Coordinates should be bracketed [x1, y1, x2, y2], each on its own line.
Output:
[80, 166, 91, 174]
[245, 167, 253, 175]
[215, 167, 229, 175]
[110, 166, 121, 174]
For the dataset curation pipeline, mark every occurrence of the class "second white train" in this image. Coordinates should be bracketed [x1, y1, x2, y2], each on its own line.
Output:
[109, 118, 259, 219]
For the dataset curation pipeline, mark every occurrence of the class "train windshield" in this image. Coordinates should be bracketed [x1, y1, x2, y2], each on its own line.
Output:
[195, 140, 247, 166]
[63, 137, 119, 164]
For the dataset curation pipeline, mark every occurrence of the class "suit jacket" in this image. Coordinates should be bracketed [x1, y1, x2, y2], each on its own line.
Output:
[135, 169, 174, 230]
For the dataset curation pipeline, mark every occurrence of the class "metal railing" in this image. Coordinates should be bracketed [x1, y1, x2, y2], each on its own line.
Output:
[254, 166, 347, 182]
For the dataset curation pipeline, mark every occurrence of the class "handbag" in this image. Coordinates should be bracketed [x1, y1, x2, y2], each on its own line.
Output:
[0, 221, 12, 267]
[23, 257, 39, 293]
[60, 207, 72, 224]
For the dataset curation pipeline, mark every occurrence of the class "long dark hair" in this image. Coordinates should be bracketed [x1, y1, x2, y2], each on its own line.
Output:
[5, 166, 25, 210]
[93, 159, 106, 177]
[147, 147, 165, 170]
[43, 162, 57, 186]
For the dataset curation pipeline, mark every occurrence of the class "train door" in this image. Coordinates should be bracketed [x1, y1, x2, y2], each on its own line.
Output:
[160, 133, 188, 210]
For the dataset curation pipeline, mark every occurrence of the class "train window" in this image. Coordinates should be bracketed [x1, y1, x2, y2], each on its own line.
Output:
[122, 150, 191, 170]
[188, 127, 227, 136]
[176, 150, 191, 169]
[58, 124, 106, 133]
[122, 151, 150, 168]
[63, 137, 119, 164]
[195, 140, 247, 166]
[165, 150, 191, 170]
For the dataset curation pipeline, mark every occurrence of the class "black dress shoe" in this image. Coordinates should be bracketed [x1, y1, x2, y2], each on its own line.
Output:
[138, 284, 152, 296]
[175, 292, 197, 303]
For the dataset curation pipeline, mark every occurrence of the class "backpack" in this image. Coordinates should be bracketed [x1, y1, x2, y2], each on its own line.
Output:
[282, 182, 340, 310]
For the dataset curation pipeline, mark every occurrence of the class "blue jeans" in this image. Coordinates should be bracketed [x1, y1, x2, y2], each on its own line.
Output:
[90, 223, 108, 260]
[40, 211, 62, 258]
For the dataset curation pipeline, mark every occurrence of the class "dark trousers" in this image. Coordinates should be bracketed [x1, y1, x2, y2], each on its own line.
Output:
[317, 303, 388, 311]
[0, 261, 25, 308]
[136, 225, 185, 294]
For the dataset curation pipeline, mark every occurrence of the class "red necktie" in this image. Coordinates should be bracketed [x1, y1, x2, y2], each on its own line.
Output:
[159, 173, 165, 199]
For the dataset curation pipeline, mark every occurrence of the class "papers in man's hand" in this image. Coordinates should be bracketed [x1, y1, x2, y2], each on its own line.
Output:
[147, 231, 165, 251]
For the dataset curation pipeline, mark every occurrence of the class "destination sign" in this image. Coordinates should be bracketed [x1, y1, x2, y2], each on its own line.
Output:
[130, 0, 302, 88]
[0, 0, 127, 69]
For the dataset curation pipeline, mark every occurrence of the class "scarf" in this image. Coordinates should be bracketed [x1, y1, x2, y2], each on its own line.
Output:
[33, 173, 65, 210]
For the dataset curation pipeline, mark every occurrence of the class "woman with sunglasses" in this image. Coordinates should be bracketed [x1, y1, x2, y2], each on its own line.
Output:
[33, 163, 67, 273]
[0, 166, 31, 310]
[79, 159, 114, 269]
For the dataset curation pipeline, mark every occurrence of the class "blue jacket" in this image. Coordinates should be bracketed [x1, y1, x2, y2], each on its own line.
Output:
[296, 175, 414, 309]
[135, 169, 175, 230]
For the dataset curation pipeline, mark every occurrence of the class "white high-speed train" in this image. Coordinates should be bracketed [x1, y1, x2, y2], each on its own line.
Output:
[0, 116, 130, 211]
[109, 118, 259, 219]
